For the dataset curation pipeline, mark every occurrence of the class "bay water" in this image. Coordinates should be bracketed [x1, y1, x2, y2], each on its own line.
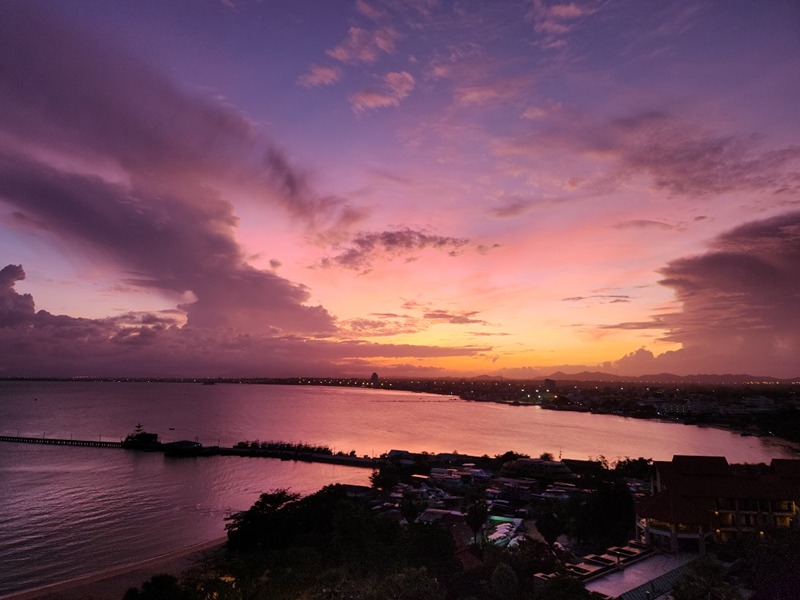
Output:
[0, 381, 795, 595]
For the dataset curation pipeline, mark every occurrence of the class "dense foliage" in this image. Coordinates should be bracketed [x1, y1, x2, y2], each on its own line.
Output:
[124, 483, 603, 600]
[671, 557, 742, 600]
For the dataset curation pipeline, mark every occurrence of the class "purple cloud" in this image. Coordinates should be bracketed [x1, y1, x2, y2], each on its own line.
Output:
[605, 211, 800, 377]
[327, 26, 400, 63]
[495, 111, 800, 199]
[321, 228, 471, 271]
[297, 64, 342, 88]
[602, 113, 800, 197]
[527, 0, 598, 49]
[0, 3, 370, 335]
[0, 266, 490, 377]
[0, 264, 35, 326]
[491, 198, 537, 218]
[349, 71, 415, 114]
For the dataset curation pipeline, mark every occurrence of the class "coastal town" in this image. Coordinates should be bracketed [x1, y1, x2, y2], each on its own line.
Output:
[4, 376, 799, 599]
[6, 401, 798, 599]
[123, 440, 800, 599]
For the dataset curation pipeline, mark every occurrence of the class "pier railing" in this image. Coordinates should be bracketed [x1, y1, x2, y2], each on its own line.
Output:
[0, 434, 122, 448]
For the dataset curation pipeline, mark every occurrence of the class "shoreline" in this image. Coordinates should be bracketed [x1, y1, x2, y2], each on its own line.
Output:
[0, 538, 227, 600]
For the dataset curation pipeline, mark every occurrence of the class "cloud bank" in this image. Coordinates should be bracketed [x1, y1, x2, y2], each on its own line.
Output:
[604, 210, 800, 377]
[0, 3, 361, 336]
[0, 265, 489, 377]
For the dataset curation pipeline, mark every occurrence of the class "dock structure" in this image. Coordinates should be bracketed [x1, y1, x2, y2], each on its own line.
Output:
[0, 434, 382, 468]
[0, 434, 122, 448]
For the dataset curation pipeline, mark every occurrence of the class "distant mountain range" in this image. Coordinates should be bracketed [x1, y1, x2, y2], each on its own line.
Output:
[475, 372, 800, 384]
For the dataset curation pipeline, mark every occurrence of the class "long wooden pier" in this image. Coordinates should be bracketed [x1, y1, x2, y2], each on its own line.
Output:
[0, 435, 122, 448]
[0, 434, 381, 468]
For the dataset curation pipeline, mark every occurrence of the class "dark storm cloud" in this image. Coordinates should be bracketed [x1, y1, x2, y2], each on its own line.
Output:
[0, 264, 35, 326]
[320, 228, 471, 271]
[0, 3, 366, 334]
[658, 210, 800, 343]
[0, 151, 334, 333]
[604, 211, 800, 376]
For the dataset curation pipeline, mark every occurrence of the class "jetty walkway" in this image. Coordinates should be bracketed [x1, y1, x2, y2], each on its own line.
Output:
[0, 434, 381, 468]
[0, 434, 122, 448]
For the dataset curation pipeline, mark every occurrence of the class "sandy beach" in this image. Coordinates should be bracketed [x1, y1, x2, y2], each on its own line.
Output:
[1, 539, 227, 600]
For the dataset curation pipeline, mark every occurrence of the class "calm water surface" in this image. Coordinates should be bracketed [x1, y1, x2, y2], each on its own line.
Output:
[0, 381, 795, 595]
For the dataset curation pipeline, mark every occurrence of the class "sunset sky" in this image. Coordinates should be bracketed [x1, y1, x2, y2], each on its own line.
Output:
[1, 0, 799, 378]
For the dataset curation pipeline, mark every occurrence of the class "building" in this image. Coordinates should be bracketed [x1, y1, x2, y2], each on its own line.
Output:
[510, 458, 575, 481]
[636, 455, 800, 553]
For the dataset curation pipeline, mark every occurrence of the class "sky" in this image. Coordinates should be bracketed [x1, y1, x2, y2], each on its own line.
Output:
[1, 0, 799, 379]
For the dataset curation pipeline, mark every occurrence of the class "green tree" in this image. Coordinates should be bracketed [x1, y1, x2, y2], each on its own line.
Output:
[501, 537, 557, 586]
[743, 528, 800, 599]
[370, 465, 400, 490]
[489, 563, 519, 600]
[569, 481, 634, 551]
[123, 574, 187, 600]
[404, 522, 462, 588]
[672, 557, 742, 600]
[401, 496, 423, 524]
[535, 509, 564, 548]
[536, 574, 593, 600]
[375, 567, 446, 600]
[613, 457, 652, 480]
[313, 567, 445, 600]
[466, 498, 489, 544]
[225, 488, 300, 551]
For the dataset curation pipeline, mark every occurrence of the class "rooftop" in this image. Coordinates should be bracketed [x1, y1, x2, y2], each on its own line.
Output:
[585, 552, 697, 598]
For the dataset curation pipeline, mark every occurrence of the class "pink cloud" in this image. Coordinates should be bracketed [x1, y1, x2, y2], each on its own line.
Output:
[349, 71, 415, 113]
[327, 26, 400, 63]
[355, 0, 388, 21]
[527, 0, 597, 48]
[297, 64, 342, 88]
[0, 265, 490, 377]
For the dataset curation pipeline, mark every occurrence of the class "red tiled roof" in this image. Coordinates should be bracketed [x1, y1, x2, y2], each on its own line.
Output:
[653, 455, 800, 501]
[661, 470, 800, 501]
[670, 455, 730, 475]
[636, 490, 713, 526]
